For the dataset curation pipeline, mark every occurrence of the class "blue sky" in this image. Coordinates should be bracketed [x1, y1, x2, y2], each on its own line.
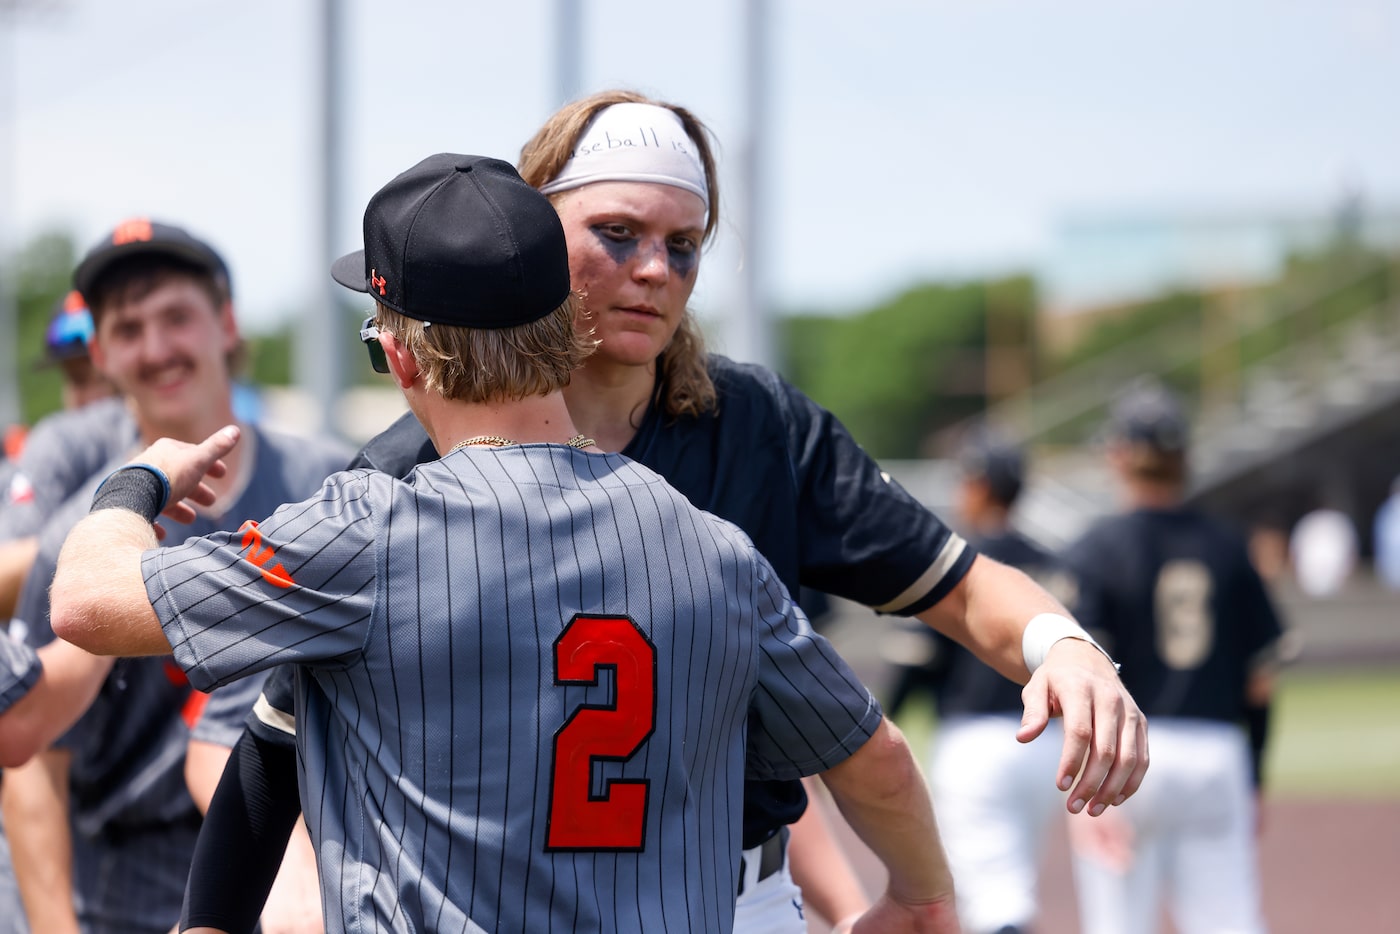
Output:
[5, 0, 1398, 351]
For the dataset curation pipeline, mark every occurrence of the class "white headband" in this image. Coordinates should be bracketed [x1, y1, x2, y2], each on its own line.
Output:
[538, 102, 709, 208]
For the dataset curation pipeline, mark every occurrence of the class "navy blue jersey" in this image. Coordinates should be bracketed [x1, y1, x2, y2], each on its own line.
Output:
[927, 530, 1063, 717]
[258, 354, 972, 849]
[1062, 507, 1284, 722]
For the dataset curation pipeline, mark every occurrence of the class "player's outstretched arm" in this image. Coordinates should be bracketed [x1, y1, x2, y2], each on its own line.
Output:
[51, 426, 239, 657]
[0, 536, 39, 619]
[917, 554, 1148, 815]
[818, 717, 960, 933]
[0, 639, 113, 768]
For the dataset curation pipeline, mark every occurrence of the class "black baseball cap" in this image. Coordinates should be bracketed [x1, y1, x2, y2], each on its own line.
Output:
[73, 218, 232, 305]
[957, 430, 1026, 505]
[332, 153, 571, 329]
[1107, 380, 1190, 452]
[41, 291, 95, 365]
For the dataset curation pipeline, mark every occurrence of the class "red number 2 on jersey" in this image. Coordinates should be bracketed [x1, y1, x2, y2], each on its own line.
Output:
[546, 614, 657, 851]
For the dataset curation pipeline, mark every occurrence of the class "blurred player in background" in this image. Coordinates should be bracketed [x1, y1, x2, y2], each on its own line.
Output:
[0, 292, 132, 621]
[1, 219, 346, 934]
[908, 431, 1072, 934]
[1, 289, 126, 934]
[1062, 381, 1286, 934]
[187, 90, 1146, 934]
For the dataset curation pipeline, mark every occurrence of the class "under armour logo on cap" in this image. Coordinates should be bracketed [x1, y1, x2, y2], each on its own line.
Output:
[330, 153, 571, 329]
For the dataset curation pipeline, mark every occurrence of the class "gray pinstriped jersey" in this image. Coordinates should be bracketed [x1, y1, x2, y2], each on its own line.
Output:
[0, 632, 40, 714]
[0, 397, 137, 541]
[147, 444, 882, 933]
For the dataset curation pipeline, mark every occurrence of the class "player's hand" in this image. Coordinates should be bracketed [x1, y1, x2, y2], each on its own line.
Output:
[129, 426, 241, 530]
[1017, 637, 1149, 816]
[848, 891, 961, 933]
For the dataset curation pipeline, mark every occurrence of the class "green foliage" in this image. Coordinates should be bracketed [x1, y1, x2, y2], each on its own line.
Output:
[781, 276, 1036, 458]
[1268, 665, 1400, 799]
[242, 322, 294, 386]
[13, 231, 80, 424]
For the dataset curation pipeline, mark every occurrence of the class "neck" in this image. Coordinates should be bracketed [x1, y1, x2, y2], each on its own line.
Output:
[966, 506, 1011, 537]
[419, 390, 587, 454]
[1122, 479, 1184, 510]
[562, 359, 657, 453]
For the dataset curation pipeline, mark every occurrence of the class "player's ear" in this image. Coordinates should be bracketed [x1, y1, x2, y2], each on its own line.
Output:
[378, 331, 418, 390]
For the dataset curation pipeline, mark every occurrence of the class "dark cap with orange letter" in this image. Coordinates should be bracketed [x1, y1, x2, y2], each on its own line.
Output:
[73, 218, 231, 306]
[331, 153, 571, 329]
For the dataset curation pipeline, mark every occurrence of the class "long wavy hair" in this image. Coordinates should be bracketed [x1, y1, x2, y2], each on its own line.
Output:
[518, 89, 719, 419]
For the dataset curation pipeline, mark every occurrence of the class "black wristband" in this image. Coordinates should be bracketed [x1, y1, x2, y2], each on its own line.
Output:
[90, 463, 171, 522]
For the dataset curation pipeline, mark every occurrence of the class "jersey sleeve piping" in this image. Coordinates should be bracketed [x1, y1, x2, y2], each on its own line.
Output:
[870, 533, 973, 615]
[252, 690, 297, 736]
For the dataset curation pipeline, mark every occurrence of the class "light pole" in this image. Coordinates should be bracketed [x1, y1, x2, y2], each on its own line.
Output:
[298, 0, 346, 437]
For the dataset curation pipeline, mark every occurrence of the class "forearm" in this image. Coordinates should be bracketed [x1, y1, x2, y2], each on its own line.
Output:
[916, 555, 1064, 685]
[0, 536, 39, 620]
[182, 729, 305, 933]
[786, 777, 869, 926]
[0, 640, 113, 768]
[1, 748, 80, 933]
[819, 719, 954, 907]
[50, 508, 169, 656]
[186, 739, 234, 814]
[261, 818, 325, 933]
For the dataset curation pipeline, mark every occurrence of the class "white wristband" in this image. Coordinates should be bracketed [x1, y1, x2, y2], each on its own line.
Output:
[1022, 613, 1117, 674]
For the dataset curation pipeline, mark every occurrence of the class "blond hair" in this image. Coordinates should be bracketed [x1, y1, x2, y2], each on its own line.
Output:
[518, 89, 719, 419]
[376, 299, 595, 404]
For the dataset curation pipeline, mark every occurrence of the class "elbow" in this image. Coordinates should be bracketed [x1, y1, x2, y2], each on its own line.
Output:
[48, 586, 105, 655]
[0, 717, 43, 769]
[47, 587, 82, 648]
[829, 718, 922, 800]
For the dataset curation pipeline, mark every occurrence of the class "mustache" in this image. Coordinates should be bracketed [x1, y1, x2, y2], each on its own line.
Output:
[136, 357, 196, 381]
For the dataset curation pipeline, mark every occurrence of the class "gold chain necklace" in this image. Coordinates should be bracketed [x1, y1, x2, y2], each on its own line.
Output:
[447, 434, 594, 456]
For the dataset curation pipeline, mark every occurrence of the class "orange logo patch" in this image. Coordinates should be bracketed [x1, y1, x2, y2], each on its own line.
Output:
[112, 218, 153, 245]
[371, 269, 387, 296]
[239, 520, 295, 588]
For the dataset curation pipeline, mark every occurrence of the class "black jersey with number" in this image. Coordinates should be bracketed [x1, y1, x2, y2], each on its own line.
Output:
[1062, 507, 1284, 722]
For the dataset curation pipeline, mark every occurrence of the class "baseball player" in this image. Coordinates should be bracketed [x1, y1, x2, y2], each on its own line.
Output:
[50, 152, 960, 933]
[1, 290, 128, 934]
[911, 433, 1072, 934]
[0, 219, 348, 934]
[1061, 381, 1286, 934]
[0, 292, 134, 621]
[181, 91, 1146, 934]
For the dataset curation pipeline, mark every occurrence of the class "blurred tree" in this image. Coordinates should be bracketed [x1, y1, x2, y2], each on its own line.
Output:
[13, 230, 78, 425]
[781, 276, 1036, 458]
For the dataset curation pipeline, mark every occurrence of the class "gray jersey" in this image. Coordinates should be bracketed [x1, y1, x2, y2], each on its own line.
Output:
[0, 397, 137, 542]
[14, 424, 349, 934]
[147, 445, 882, 934]
[0, 632, 40, 714]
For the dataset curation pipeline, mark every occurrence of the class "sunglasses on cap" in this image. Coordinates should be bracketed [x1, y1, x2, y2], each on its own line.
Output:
[359, 316, 389, 374]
